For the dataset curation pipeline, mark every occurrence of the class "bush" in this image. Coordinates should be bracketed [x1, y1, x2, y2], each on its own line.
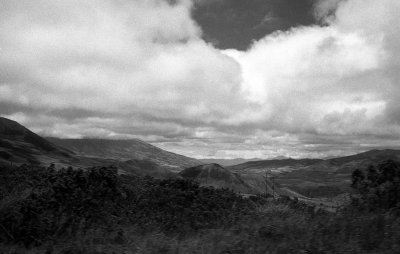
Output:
[1, 162, 400, 253]
[0, 164, 259, 246]
[351, 160, 400, 211]
[0, 165, 123, 245]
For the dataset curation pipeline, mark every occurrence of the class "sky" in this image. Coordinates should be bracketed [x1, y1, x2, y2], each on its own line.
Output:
[1, 0, 400, 159]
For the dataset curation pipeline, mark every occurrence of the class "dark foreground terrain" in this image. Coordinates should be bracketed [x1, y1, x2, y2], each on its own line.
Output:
[1, 161, 400, 254]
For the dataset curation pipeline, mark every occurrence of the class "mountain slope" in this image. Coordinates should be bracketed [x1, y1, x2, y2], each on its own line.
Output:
[230, 149, 400, 198]
[0, 117, 73, 166]
[0, 117, 180, 178]
[229, 158, 323, 174]
[200, 158, 261, 166]
[180, 163, 304, 197]
[48, 138, 202, 172]
[180, 163, 259, 194]
[117, 159, 178, 179]
[326, 149, 400, 165]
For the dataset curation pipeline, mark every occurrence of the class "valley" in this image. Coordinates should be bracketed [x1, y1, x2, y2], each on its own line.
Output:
[2, 116, 400, 201]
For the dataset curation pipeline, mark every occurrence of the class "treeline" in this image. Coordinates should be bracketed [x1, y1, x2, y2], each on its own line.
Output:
[0, 162, 399, 253]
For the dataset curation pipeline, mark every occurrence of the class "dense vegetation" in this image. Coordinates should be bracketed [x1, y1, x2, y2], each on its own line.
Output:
[352, 160, 400, 211]
[0, 163, 399, 253]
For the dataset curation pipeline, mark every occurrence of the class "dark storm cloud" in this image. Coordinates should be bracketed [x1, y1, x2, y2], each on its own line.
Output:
[193, 0, 316, 50]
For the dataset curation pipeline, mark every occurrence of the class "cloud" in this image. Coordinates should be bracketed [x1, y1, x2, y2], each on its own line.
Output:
[1, 0, 400, 158]
[224, 25, 385, 130]
[314, 0, 344, 22]
[0, 1, 243, 124]
[218, 0, 400, 157]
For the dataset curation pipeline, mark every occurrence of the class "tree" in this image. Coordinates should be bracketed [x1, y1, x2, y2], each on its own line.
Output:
[352, 160, 400, 210]
[351, 168, 365, 189]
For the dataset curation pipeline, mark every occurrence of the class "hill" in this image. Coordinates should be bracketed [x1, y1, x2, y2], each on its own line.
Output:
[0, 117, 183, 178]
[200, 158, 261, 166]
[179, 163, 302, 197]
[0, 117, 73, 166]
[229, 150, 400, 198]
[180, 163, 259, 194]
[231, 159, 323, 170]
[326, 149, 400, 165]
[48, 138, 202, 172]
[118, 159, 178, 179]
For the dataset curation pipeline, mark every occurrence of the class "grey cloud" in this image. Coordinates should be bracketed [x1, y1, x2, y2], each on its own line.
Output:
[313, 0, 343, 22]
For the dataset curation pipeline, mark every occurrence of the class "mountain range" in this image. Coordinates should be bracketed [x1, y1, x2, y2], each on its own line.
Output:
[1, 116, 400, 198]
[0, 117, 199, 178]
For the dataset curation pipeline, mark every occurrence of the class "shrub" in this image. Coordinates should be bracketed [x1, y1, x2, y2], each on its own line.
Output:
[0, 164, 259, 246]
[351, 160, 400, 211]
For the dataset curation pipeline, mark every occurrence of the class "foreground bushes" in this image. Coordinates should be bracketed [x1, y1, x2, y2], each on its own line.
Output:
[351, 160, 400, 212]
[0, 165, 122, 245]
[0, 164, 258, 246]
[1, 164, 400, 253]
